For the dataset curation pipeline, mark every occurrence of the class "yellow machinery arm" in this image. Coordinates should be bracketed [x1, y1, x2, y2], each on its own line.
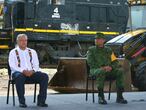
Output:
[128, 0, 146, 4]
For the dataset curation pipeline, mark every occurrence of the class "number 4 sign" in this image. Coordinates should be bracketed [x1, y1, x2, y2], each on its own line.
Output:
[52, 7, 60, 18]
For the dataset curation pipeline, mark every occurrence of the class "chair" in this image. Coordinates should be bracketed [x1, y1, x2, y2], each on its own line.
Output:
[85, 62, 115, 103]
[6, 64, 38, 106]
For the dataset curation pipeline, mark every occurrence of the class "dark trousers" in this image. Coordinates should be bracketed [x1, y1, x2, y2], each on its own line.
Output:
[12, 71, 49, 104]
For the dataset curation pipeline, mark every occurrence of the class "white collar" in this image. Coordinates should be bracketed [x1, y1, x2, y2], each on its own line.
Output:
[16, 46, 28, 52]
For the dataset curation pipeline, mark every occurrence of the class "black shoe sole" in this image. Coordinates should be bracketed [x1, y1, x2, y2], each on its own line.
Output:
[98, 102, 107, 105]
[116, 101, 128, 104]
[19, 104, 27, 108]
[37, 104, 48, 107]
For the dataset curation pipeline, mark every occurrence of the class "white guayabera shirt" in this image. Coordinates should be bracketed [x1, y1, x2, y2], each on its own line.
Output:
[9, 46, 40, 74]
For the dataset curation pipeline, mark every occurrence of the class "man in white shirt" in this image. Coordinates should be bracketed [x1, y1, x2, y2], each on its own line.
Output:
[9, 34, 49, 108]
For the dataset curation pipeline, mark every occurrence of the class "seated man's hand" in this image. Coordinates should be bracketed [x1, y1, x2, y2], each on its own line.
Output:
[28, 70, 35, 77]
[23, 70, 29, 76]
[101, 66, 112, 72]
[23, 70, 34, 77]
[105, 66, 112, 72]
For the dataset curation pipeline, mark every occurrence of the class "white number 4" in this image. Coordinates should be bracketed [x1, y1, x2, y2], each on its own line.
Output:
[54, 7, 58, 13]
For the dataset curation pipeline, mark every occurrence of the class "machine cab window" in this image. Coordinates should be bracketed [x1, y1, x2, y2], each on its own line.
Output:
[49, 0, 65, 5]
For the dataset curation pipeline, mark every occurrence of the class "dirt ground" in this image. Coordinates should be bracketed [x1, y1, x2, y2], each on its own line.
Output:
[0, 68, 57, 96]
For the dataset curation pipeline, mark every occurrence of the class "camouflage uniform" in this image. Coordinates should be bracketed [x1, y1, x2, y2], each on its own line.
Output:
[87, 45, 124, 89]
[87, 33, 127, 104]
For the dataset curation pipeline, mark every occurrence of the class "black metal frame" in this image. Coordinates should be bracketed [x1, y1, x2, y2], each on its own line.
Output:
[6, 64, 38, 106]
[85, 62, 114, 103]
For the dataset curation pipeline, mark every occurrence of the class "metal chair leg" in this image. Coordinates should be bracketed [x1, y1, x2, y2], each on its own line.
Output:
[12, 83, 15, 106]
[108, 80, 112, 100]
[34, 84, 37, 103]
[6, 81, 10, 104]
[86, 78, 89, 101]
[92, 79, 95, 103]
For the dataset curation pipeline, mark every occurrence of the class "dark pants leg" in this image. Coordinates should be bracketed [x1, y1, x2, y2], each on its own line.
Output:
[12, 72, 26, 104]
[29, 72, 49, 103]
[12, 71, 49, 104]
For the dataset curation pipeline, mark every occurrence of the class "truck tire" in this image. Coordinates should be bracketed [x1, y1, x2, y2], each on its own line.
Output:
[135, 61, 146, 91]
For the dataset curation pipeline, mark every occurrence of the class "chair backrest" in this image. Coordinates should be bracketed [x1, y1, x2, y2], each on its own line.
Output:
[7, 49, 13, 79]
[7, 62, 12, 79]
[86, 61, 90, 76]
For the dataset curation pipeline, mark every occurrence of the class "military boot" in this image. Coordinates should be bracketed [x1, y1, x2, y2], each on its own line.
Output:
[116, 88, 128, 104]
[98, 88, 107, 105]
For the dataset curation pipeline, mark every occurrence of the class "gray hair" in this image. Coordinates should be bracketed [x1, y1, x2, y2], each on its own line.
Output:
[16, 34, 28, 42]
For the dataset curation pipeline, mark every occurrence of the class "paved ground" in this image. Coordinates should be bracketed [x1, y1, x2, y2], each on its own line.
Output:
[0, 92, 146, 110]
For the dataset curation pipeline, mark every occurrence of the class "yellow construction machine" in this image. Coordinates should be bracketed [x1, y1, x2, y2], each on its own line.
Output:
[49, 0, 146, 92]
[106, 0, 146, 91]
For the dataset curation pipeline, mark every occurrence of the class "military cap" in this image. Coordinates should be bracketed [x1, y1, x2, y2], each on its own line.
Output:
[95, 33, 105, 39]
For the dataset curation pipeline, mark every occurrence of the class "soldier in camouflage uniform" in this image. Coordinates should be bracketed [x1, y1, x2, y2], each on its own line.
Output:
[87, 33, 127, 104]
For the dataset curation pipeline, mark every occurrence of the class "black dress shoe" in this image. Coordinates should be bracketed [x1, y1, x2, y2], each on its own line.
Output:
[19, 103, 27, 108]
[37, 102, 48, 107]
[116, 98, 128, 104]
